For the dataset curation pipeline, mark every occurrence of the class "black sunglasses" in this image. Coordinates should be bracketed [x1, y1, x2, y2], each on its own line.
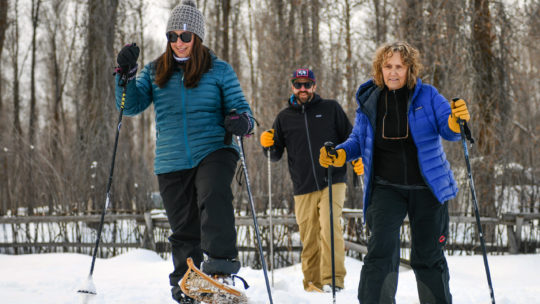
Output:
[292, 82, 314, 89]
[166, 31, 193, 43]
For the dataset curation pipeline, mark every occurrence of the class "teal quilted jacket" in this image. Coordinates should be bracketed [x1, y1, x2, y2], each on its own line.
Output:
[115, 54, 252, 174]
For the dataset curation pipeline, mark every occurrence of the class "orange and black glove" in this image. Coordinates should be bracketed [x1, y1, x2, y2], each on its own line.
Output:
[351, 158, 364, 175]
[319, 147, 346, 168]
[448, 98, 470, 133]
[259, 129, 274, 148]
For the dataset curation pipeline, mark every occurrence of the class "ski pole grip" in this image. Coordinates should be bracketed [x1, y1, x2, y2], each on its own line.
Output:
[224, 109, 237, 145]
[119, 74, 129, 88]
[324, 141, 337, 157]
[452, 98, 475, 144]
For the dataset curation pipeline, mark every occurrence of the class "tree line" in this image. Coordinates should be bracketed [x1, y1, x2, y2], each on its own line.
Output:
[0, 0, 538, 222]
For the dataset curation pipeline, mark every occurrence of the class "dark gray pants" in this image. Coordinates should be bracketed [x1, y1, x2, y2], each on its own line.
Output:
[158, 148, 240, 286]
[358, 183, 452, 304]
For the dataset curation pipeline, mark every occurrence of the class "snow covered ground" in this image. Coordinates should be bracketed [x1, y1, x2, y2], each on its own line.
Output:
[0, 249, 539, 304]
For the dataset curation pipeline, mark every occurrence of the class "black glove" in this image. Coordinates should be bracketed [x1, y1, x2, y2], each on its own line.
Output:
[116, 43, 139, 79]
[224, 112, 252, 136]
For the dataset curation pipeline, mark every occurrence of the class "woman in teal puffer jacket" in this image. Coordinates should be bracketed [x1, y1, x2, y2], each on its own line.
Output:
[114, 1, 252, 303]
[319, 42, 471, 304]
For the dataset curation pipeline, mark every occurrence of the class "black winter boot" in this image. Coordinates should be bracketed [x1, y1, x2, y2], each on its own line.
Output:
[200, 256, 241, 275]
[171, 286, 199, 304]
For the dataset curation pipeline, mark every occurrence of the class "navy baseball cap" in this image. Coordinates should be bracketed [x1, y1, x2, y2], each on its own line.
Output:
[291, 68, 316, 83]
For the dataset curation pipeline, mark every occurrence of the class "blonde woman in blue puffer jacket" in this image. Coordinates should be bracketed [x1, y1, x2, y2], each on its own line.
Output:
[320, 41, 471, 304]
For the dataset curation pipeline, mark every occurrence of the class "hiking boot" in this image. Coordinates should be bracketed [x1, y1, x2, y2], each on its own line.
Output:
[322, 284, 343, 293]
[171, 285, 199, 304]
[201, 257, 241, 275]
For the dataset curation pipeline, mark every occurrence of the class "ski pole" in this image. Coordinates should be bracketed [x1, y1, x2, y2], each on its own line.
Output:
[237, 135, 274, 304]
[458, 117, 496, 304]
[324, 141, 337, 304]
[78, 75, 128, 300]
[267, 149, 274, 287]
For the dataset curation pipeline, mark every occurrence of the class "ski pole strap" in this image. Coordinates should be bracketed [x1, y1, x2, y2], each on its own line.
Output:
[353, 173, 359, 188]
[459, 119, 475, 144]
[118, 72, 131, 88]
[224, 109, 236, 145]
[231, 274, 250, 290]
[324, 141, 337, 157]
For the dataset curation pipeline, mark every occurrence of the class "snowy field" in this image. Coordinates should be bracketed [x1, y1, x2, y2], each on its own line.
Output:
[0, 249, 539, 304]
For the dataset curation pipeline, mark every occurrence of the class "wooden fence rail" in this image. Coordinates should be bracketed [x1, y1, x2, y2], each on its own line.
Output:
[0, 211, 538, 259]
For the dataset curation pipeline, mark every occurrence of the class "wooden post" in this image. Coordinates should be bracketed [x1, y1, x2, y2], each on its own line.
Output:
[142, 212, 156, 251]
[507, 216, 524, 254]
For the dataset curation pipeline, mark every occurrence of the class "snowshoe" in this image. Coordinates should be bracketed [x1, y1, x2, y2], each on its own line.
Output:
[172, 285, 200, 304]
[306, 282, 323, 293]
[180, 257, 249, 304]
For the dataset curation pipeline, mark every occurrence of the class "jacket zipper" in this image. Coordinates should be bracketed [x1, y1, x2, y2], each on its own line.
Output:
[358, 93, 377, 209]
[302, 104, 321, 191]
[393, 90, 408, 185]
[180, 74, 194, 167]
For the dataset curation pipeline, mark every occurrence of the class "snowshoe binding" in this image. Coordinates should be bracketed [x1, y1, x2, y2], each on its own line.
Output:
[180, 257, 249, 304]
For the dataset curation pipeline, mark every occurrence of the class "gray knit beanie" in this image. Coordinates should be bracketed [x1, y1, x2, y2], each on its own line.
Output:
[166, 0, 205, 42]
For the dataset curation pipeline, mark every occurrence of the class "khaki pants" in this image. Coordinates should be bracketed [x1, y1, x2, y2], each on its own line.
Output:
[294, 183, 347, 290]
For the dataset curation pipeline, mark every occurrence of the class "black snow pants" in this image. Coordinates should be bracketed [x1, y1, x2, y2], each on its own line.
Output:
[157, 148, 240, 287]
[358, 182, 452, 304]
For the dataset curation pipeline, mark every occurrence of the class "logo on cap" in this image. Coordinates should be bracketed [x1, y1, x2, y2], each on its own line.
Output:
[297, 69, 308, 76]
[291, 68, 316, 83]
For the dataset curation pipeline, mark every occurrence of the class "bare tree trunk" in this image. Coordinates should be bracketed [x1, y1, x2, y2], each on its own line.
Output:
[135, 0, 153, 186]
[43, 0, 79, 214]
[7, 0, 21, 215]
[230, 2, 241, 74]
[28, 0, 41, 145]
[244, 0, 256, 103]
[310, 0, 321, 76]
[10, 1, 21, 139]
[221, 0, 230, 62]
[471, 0, 498, 218]
[372, 0, 387, 45]
[24, 0, 41, 216]
[299, 0, 310, 66]
[212, 0, 222, 53]
[288, 0, 298, 67]
[79, 0, 119, 212]
[344, 0, 355, 113]
[0, 0, 8, 136]
[401, 0, 424, 52]
[0, 0, 7, 215]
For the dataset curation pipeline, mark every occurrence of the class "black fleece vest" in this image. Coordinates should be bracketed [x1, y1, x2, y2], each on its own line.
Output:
[373, 87, 424, 185]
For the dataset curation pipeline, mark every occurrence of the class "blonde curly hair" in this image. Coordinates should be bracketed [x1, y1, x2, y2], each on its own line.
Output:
[372, 41, 423, 90]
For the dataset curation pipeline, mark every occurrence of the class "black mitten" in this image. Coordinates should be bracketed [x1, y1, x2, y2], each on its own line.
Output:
[224, 112, 252, 136]
[116, 43, 140, 79]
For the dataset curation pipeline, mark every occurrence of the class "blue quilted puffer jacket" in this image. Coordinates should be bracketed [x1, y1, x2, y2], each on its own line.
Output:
[115, 54, 252, 174]
[337, 79, 460, 216]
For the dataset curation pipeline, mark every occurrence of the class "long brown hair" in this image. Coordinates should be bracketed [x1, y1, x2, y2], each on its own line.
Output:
[155, 35, 212, 89]
[372, 41, 423, 90]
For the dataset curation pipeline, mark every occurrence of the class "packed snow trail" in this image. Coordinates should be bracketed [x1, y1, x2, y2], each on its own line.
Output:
[0, 249, 539, 303]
